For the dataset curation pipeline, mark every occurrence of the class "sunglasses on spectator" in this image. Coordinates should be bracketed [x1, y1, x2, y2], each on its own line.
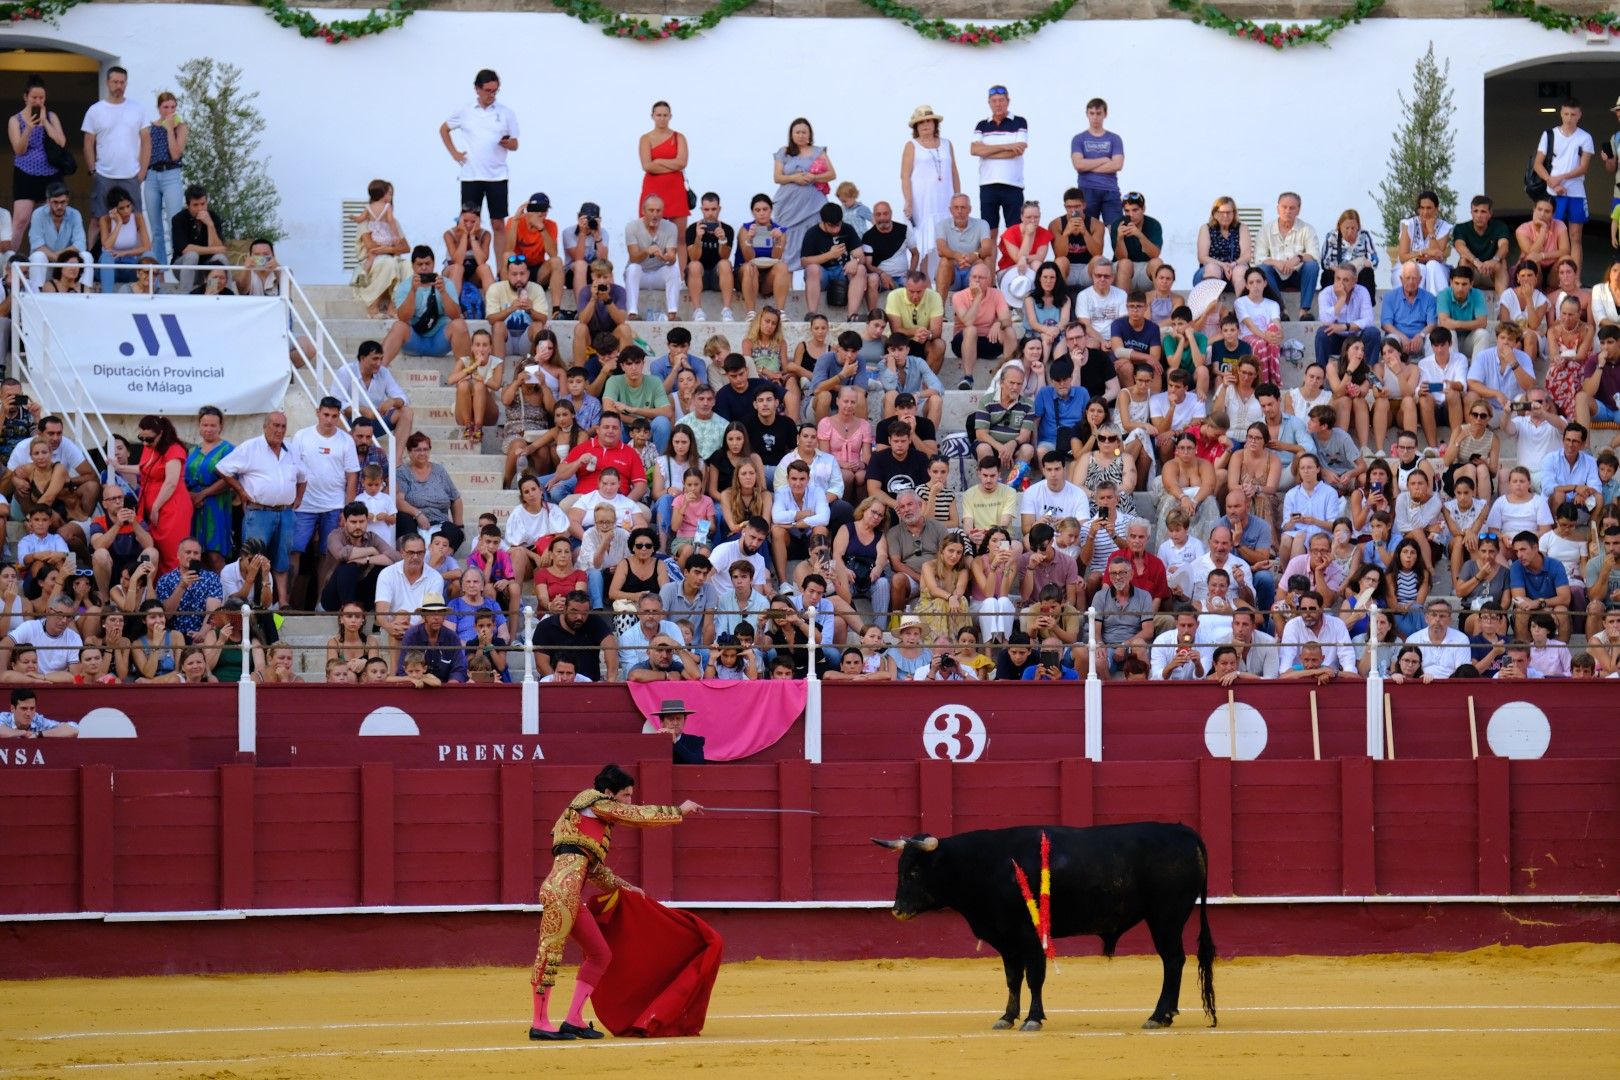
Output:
[1479, 531, 1499, 542]
[1098, 435, 1120, 443]
[506, 255, 526, 264]
[1470, 411, 1490, 419]
[988, 85, 1008, 96]
[633, 541, 655, 549]
[1124, 192, 1144, 204]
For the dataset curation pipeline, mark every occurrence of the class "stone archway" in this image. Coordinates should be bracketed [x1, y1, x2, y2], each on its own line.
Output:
[0, 37, 115, 211]
[1483, 51, 1620, 282]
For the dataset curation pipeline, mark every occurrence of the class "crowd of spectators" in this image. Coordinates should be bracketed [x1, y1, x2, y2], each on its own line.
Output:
[5, 69, 1620, 688]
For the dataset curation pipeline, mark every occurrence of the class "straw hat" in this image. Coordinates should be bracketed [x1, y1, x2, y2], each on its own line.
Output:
[908, 105, 944, 131]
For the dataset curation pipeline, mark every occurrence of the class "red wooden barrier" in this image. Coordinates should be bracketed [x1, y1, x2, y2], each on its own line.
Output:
[8, 756, 1615, 920]
[2, 681, 1616, 770]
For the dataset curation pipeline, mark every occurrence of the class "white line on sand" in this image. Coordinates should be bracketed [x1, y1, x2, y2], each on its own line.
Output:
[7, 1024, 1618, 1073]
[25, 1003, 1620, 1041]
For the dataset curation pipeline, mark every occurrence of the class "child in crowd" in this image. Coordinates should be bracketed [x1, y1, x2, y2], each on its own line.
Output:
[1161, 305, 1209, 399]
[470, 610, 510, 682]
[1356, 511, 1397, 573]
[1054, 516, 1082, 561]
[668, 469, 716, 569]
[326, 658, 356, 683]
[466, 652, 499, 683]
[1527, 612, 1571, 678]
[391, 650, 441, 688]
[362, 656, 390, 683]
[704, 632, 757, 680]
[561, 365, 603, 434]
[427, 532, 462, 596]
[1597, 451, 1619, 514]
[17, 507, 68, 587]
[357, 464, 396, 547]
[626, 416, 658, 477]
[468, 524, 518, 613]
[835, 181, 872, 238]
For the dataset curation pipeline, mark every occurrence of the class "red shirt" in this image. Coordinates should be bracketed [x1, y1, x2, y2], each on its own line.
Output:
[997, 224, 1054, 271]
[564, 439, 646, 496]
[1129, 552, 1171, 601]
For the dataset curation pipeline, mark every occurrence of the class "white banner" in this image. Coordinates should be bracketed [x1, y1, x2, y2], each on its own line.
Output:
[22, 293, 290, 415]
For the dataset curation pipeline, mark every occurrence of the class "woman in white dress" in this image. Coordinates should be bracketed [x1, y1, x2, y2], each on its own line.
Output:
[1396, 190, 1452, 295]
[900, 105, 958, 277]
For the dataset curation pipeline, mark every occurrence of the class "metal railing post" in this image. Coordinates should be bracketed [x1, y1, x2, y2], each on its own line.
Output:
[1365, 601, 1385, 759]
[520, 604, 539, 735]
[1084, 605, 1102, 761]
[238, 602, 257, 755]
[804, 606, 822, 763]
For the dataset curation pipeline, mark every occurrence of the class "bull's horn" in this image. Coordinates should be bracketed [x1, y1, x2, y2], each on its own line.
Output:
[910, 835, 939, 852]
[871, 837, 906, 850]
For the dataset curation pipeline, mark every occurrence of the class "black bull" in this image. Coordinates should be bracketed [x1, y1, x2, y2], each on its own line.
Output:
[875, 822, 1216, 1031]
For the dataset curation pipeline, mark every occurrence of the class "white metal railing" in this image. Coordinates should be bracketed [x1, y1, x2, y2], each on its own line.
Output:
[11, 262, 120, 490]
[279, 267, 397, 494]
[12, 261, 396, 495]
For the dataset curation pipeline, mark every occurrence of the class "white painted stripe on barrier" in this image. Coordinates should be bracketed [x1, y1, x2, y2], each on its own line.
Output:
[27, 1004, 1620, 1041]
[6, 1026, 1617, 1073]
[6, 892, 1617, 923]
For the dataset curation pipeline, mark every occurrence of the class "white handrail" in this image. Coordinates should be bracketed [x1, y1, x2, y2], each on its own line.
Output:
[11, 263, 121, 488]
[279, 268, 398, 495]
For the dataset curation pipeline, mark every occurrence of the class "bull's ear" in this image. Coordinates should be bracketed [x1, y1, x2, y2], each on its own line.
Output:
[912, 835, 940, 852]
[871, 837, 906, 851]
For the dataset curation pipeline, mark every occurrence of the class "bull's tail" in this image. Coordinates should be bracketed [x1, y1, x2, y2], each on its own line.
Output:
[1195, 835, 1217, 1027]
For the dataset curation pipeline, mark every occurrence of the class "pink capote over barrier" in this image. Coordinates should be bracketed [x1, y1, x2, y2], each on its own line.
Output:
[627, 680, 808, 760]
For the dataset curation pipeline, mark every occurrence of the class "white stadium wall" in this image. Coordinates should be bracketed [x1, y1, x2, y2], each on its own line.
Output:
[34, 7, 1620, 282]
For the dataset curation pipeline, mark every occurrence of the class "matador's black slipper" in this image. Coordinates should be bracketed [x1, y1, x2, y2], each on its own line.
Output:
[529, 1026, 577, 1041]
[559, 1021, 605, 1039]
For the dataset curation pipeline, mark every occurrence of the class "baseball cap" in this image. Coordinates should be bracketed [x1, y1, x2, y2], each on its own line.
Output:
[527, 192, 550, 211]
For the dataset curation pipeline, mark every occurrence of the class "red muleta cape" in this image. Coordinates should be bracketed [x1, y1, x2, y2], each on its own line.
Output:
[584, 888, 723, 1037]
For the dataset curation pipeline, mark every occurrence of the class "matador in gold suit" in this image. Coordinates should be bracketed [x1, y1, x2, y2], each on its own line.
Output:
[528, 763, 695, 1041]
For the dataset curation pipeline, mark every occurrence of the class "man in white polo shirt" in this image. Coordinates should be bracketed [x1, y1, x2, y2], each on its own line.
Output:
[439, 68, 520, 266]
[216, 412, 305, 608]
[289, 397, 359, 594]
[374, 533, 444, 638]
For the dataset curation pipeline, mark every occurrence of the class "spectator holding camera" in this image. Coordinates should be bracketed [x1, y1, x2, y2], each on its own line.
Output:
[485, 248, 550, 359]
[154, 537, 224, 640]
[573, 260, 634, 367]
[383, 246, 473, 365]
[86, 487, 157, 600]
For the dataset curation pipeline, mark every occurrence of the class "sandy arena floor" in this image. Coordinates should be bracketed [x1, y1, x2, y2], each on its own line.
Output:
[3, 945, 1618, 1079]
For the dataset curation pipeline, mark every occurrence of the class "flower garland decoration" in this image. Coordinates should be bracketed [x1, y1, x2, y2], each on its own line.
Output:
[1, 0, 81, 24]
[13, 0, 1620, 48]
[1165, 0, 1384, 48]
[1011, 831, 1055, 960]
[0, 0, 420, 42]
[1492, 0, 1620, 36]
[255, 0, 421, 43]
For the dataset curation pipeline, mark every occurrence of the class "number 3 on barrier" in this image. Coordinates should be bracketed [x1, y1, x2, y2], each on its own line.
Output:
[923, 704, 988, 762]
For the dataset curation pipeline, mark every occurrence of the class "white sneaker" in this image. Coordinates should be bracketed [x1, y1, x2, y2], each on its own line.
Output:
[692, 307, 708, 321]
[720, 307, 735, 321]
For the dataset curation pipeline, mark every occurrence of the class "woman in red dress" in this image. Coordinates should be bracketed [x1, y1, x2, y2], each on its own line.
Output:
[136, 415, 192, 573]
[638, 101, 689, 269]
